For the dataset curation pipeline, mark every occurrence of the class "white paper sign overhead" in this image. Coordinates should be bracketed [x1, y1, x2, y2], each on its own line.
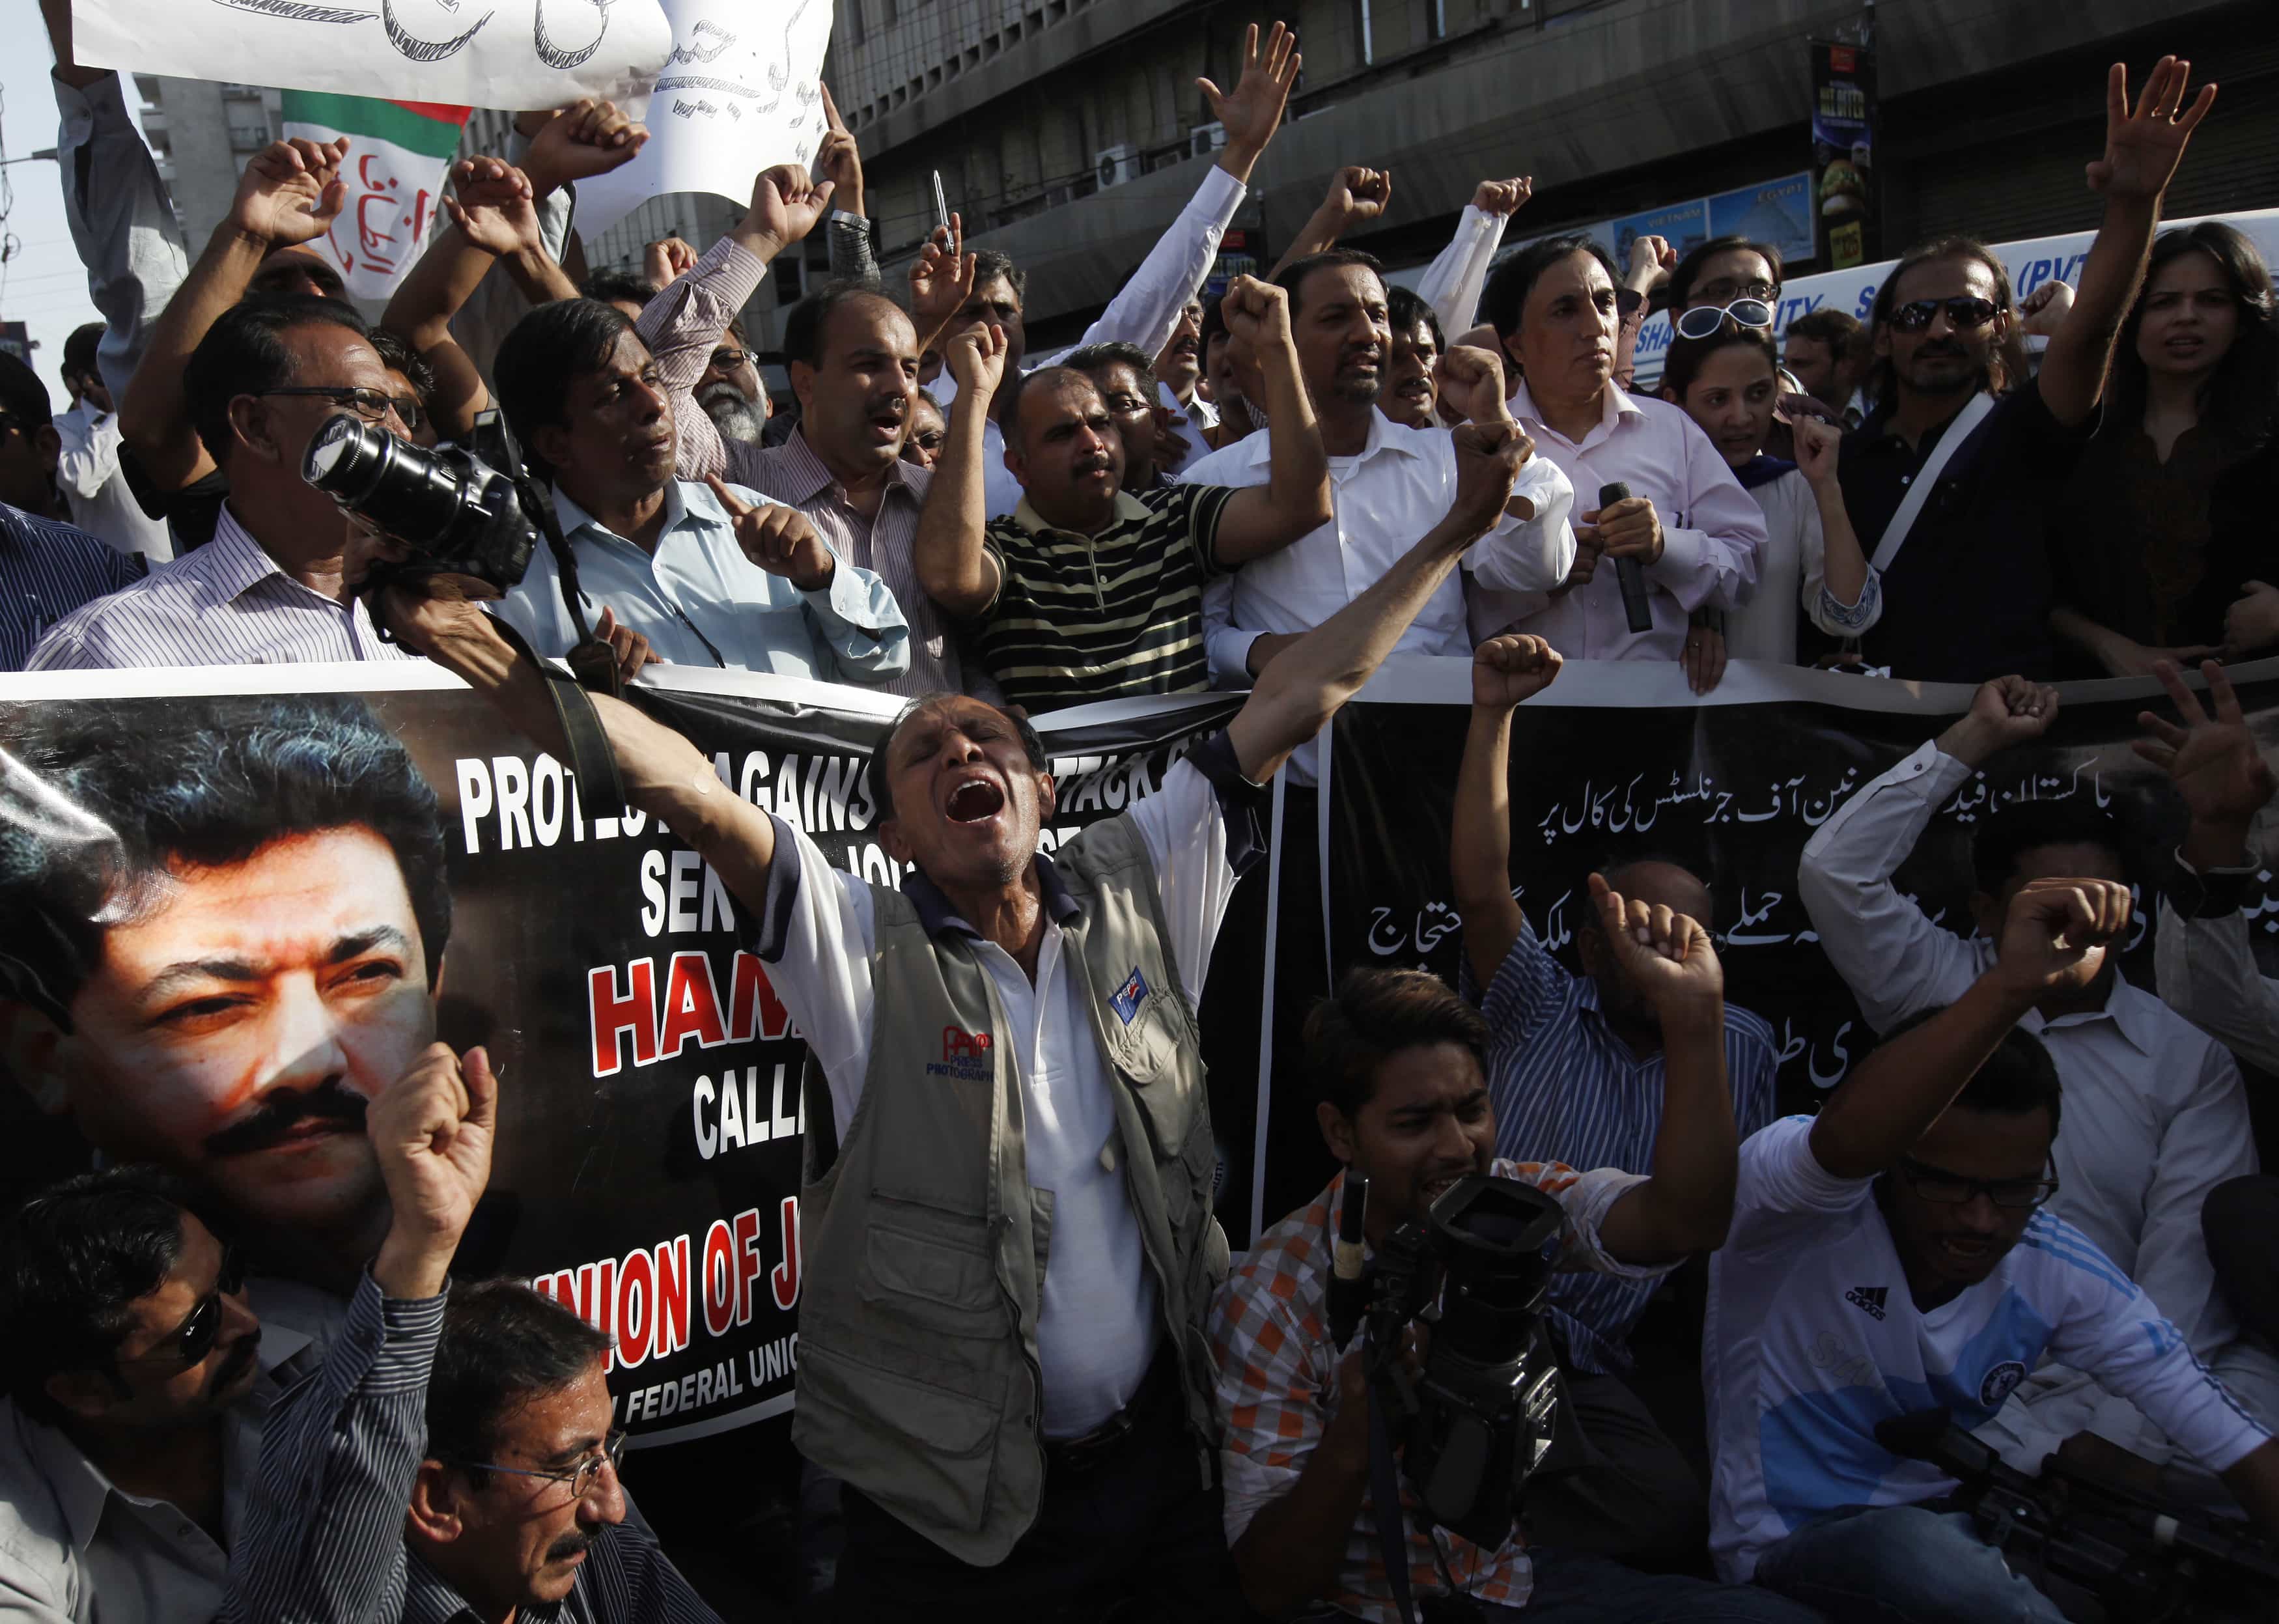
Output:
[570, 0, 835, 240]
[72, 0, 674, 111]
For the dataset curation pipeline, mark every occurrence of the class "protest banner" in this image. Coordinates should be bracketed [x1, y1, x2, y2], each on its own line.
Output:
[281, 93, 471, 300]
[70, 0, 672, 111]
[0, 660, 1231, 1444]
[572, 0, 836, 239]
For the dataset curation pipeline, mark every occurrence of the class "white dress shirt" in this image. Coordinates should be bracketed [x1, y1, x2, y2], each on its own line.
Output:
[0, 1320, 314, 1624]
[2157, 856, 2279, 1074]
[1158, 380, 1216, 479]
[749, 751, 1244, 1437]
[51, 402, 172, 564]
[1412, 203, 1514, 338]
[1724, 468, 1880, 664]
[1480, 383, 1767, 658]
[1797, 742, 2260, 1371]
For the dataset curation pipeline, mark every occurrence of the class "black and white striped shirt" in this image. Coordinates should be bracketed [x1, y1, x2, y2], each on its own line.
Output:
[223, 1276, 721, 1624]
[0, 501, 142, 671]
[25, 504, 413, 669]
[976, 483, 1236, 715]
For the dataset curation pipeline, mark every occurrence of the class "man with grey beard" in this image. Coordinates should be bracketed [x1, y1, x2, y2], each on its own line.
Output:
[697, 318, 772, 446]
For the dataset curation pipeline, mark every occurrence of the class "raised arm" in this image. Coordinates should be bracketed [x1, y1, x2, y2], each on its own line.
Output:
[1589, 874, 1739, 1261]
[913, 324, 1010, 617]
[1452, 636, 1563, 988]
[1226, 420, 1528, 783]
[1808, 880, 2131, 1178]
[1412, 178, 1530, 335]
[1070, 21, 1299, 357]
[816, 83, 884, 287]
[120, 137, 347, 490]
[221, 1043, 496, 1624]
[1209, 277, 1331, 563]
[2039, 57, 2216, 427]
[1266, 166, 1392, 279]
[1790, 416, 1878, 631]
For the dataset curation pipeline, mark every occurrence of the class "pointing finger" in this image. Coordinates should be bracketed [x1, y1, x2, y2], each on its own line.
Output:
[705, 474, 754, 519]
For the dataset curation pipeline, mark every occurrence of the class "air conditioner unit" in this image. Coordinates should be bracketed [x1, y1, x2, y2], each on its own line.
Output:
[1094, 143, 1141, 189]
[1188, 121, 1225, 158]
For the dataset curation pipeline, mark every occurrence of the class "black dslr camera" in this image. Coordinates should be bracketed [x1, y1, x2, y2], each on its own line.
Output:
[1327, 1172, 1565, 1554]
[301, 408, 540, 598]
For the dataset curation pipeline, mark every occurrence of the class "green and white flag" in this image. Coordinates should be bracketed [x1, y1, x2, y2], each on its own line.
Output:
[280, 92, 471, 300]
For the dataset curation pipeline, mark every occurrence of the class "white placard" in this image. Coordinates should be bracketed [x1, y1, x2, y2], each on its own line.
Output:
[72, 0, 674, 111]
[571, 0, 835, 240]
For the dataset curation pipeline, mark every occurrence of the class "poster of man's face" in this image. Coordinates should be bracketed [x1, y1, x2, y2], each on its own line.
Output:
[0, 695, 450, 1253]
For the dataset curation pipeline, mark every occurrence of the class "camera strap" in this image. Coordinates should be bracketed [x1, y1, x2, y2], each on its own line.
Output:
[488, 614, 630, 821]
[1368, 1375, 1423, 1624]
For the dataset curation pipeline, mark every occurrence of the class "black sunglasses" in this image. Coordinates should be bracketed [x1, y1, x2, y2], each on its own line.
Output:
[1888, 296, 2001, 334]
[119, 1245, 247, 1370]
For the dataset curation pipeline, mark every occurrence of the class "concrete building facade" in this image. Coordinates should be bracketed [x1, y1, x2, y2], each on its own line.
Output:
[755, 0, 2278, 356]
[132, 76, 283, 252]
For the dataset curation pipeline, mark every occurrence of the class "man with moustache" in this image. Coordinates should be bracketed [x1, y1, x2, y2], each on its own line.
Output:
[693, 318, 770, 447]
[647, 263, 975, 695]
[0, 695, 452, 1302]
[1067, 341, 1183, 493]
[1151, 298, 1217, 475]
[0, 1169, 318, 1623]
[489, 294, 909, 684]
[1837, 56, 2215, 683]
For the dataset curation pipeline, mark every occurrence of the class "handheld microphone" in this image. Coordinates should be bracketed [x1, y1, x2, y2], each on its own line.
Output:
[1601, 481, 1654, 634]
[1326, 1171, 1369, 1350]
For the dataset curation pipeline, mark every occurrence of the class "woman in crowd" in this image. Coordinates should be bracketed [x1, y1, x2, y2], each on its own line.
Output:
[2049, 221, 2279, 677]
[1659, 316, 1881, 666]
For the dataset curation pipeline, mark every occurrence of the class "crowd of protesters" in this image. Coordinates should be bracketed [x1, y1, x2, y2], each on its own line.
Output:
[6, 5, 2279, 1620]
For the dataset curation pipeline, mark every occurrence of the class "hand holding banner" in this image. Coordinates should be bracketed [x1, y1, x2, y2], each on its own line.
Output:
[72, 0, 672, 110]
[572, 0, 836, 239]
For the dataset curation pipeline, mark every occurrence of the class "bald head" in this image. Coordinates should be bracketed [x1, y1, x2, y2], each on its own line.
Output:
[1599, 860, 1713, 929]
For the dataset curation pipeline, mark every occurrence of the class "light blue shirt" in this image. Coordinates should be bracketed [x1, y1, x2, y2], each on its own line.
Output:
[496, 478, 910, 684]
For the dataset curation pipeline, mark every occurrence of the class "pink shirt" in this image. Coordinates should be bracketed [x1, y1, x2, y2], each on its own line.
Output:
[1475, 382, 1767, 660]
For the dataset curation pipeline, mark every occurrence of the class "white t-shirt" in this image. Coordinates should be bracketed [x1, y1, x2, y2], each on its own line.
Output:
[1705, 1117, 2271, 1583]
[750, 744, 1247, 1437]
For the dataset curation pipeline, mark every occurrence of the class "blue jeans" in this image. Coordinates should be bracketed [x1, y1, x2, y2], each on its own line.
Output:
[1752, 1505, 2069, 1624]
[1492, 1547, 1830, 1621]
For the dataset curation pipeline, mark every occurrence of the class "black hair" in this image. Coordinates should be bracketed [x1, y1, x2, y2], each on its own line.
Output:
[578, 268, 658, 311]
[367, 326, 436, 408]
[1785, 307, 1864, 352]
[0, 694, 451, 1027]
[426, 1279, 611, 1478]
[864, 693, 1048, 825]
[0, 351, 52, 428]
[1274, 249, 1387, 319]
[1306, 966, 1488, 1118]
[2107, 221, 2279, 458]
[1969, 796, 2132, 899]
[1001, 364, 1099, 445]
[0, 1167, 218, 1423]
[1063, 340, 1158, 392]
[1481, 233, 1619, 343]
[1659, 322, 1779, 403]
[1867, 235, 2017, 404]
[1199, 294, 1229, 356]
[781, 281, 907, 371]
[493, 299, 641, 483]
[183, 294, 371, 468]
[1882, 1005, 2063, 1134]
[970, 249, 1027, 305]
[1668, 234, 1784, 309]
[63, 323, 106, 384]
[1385, 285, 1444, 352]
[182, 296, 369, 464]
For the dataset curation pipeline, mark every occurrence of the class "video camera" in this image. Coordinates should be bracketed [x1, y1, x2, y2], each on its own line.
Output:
[302, 408, 541, 599]
[1327, 1171, 1565, 1554]
[1875, 1408, 2279, 1623]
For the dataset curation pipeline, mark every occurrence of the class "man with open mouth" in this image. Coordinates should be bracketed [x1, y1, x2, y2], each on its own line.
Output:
[380, 396, 1542, 1618]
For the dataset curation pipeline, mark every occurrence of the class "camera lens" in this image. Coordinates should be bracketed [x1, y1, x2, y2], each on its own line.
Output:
[302, 413, 487, 548]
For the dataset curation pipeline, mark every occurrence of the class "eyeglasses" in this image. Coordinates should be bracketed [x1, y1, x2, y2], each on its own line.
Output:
[258, 385, 412, 430]
[1675, 299, 1776, 341]
[1888, 296, 2002, 334]
[708, 346, 749, 373]
[1692, 276, 1778, 307]
[117, 1246, 245, 1370]
[1895, 1156, 2060, 1211]
[448, 1428, 629, 1502]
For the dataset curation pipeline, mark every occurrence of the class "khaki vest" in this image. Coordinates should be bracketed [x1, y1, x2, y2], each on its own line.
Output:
[791, 817, 1230, 1565]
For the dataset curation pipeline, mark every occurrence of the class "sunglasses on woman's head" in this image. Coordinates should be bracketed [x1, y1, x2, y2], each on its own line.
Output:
[1675, 299, 1776, 341]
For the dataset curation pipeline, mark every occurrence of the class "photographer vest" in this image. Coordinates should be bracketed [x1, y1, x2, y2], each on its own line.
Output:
[791, 817, 1230, 1565]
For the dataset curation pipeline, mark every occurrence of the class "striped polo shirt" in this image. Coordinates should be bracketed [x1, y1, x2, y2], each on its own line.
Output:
[977, 483, 1235, 715]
